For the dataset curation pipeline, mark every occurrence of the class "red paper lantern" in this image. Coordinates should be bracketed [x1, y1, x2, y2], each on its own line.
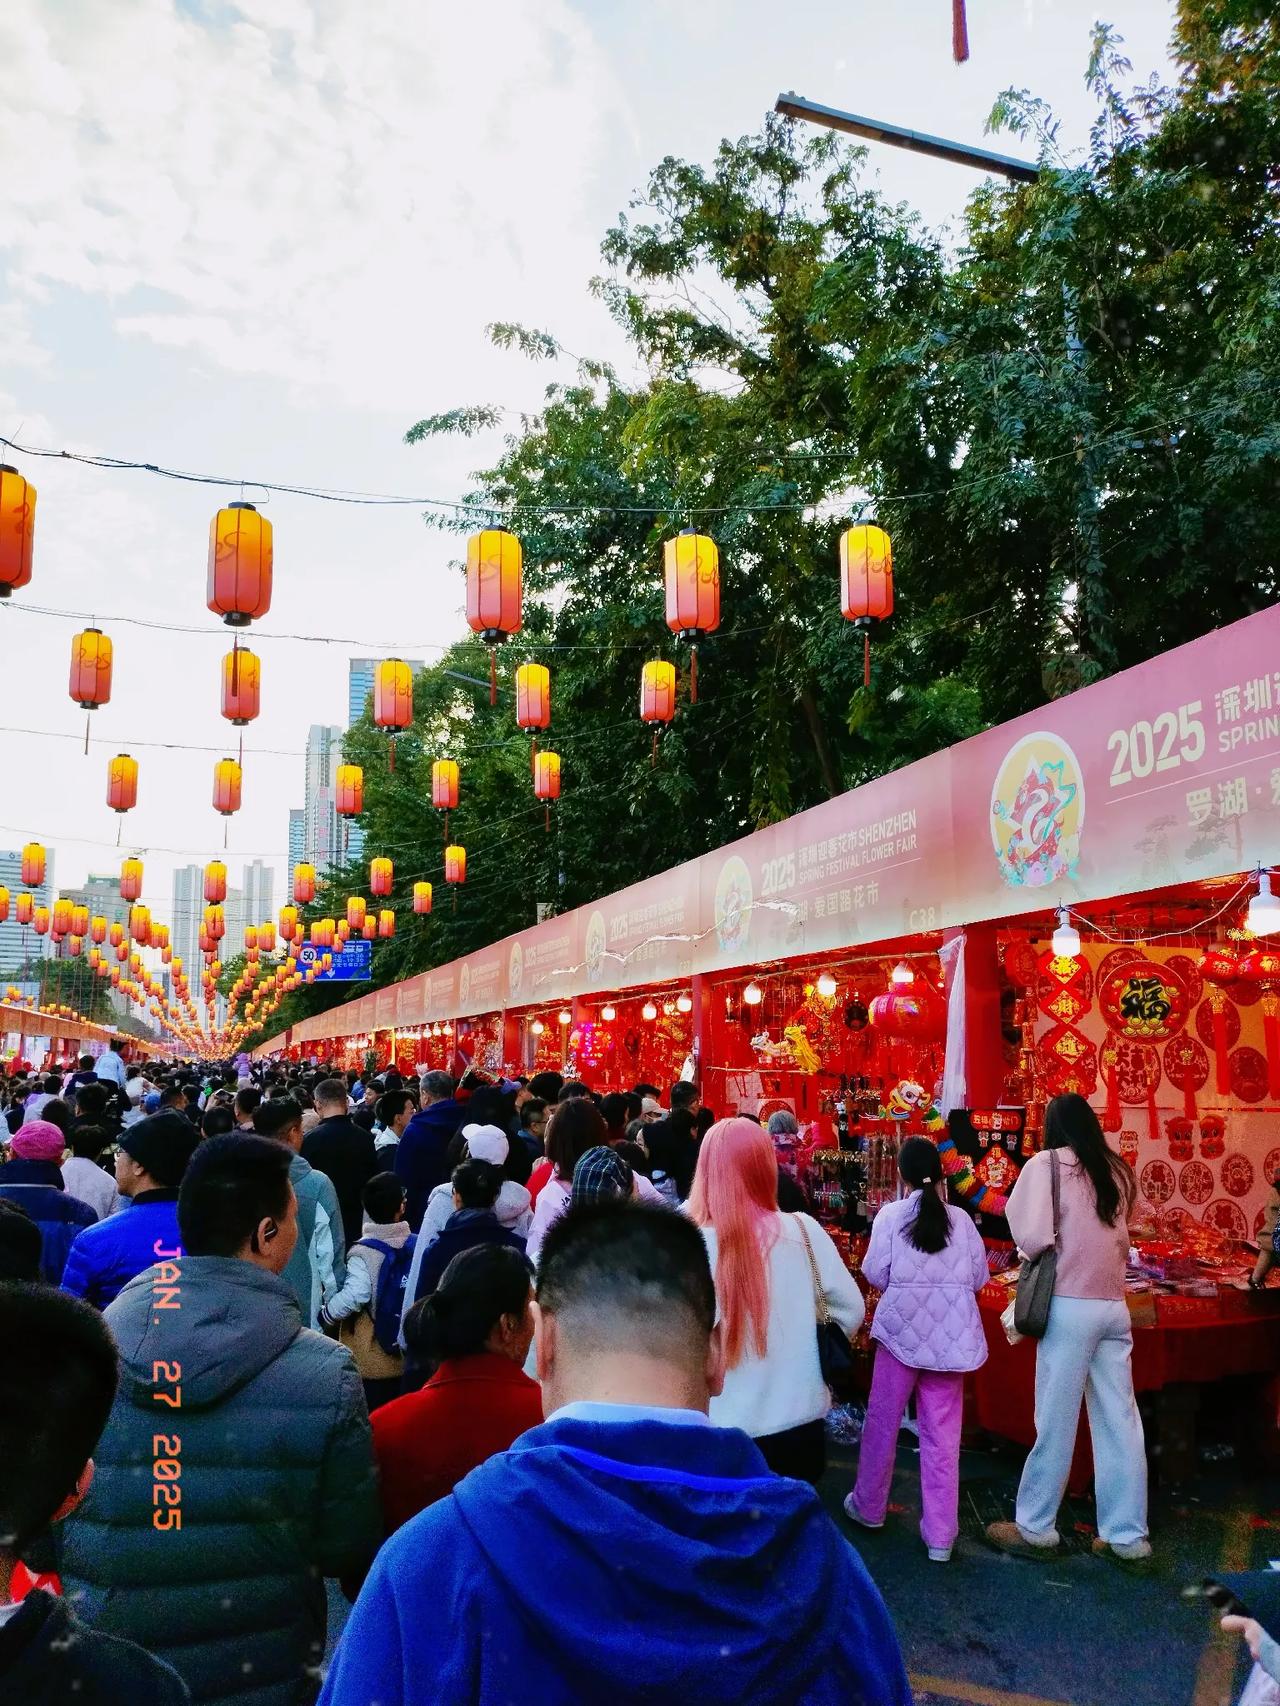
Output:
[221, 646, 261, 725]
[466, 528, 523, 702]
[664, 530, 720, 702]
[129, 903, 151, 945]
[208, 501, 272, 627]
[90, 915, 107, 944]
[293, 864, 316, 906]
[21, 843, 44, 889]
[108, 920, 125, 948]
[0, 888, 8, 925]
[212, 758, 242, 816]
[640, 660, 677, 762]
[68, 934, 82, 958]
[840, 523, 894, 687]
[32, 905, 50, 937]
[0, 464, 36, 598]
[370, 858, 393, 897]
[432, 759, 459, 811]
[107, 754, 139, 815]
[378, 909, 395, 939]
[413, 881, 433, 915]
[533, 750, 561, 801]
[69, 627, 113, 711]
[204, 905, 226, 941]
[515, 663, 550, 731]
[204, 860, 227, 905]
[347, 896, 367, 930]
[16, 894, 34, 927]
[279, 904, 299, 940]
[362, 915, 379, 940]
[258, 922, 275, 953]
[445, 845, 466, 885]
[335, 764, 363, 816]
[120, 858, 144, 903]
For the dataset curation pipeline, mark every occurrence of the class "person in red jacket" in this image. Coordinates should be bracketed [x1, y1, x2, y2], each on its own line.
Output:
[372, 1243, 542, 1534]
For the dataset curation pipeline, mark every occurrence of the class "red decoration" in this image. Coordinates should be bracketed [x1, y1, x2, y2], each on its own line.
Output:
[1229, 1045, 1269, 1104]
[1140, 1159, 1175, 1205]
[839, 523, 893, 686]
[1199, 1114, 1226, 1160]
[1163, 1033, 1209, 1122]
[1203, 1199, 1248, 1240]
[953, 0, 969, 62]
[1097, 957, 1188, 1042]
[1179, 1160, 1213, 1205]
[1222, 1153, 1255, 1198]
[221, 646, 260, 725]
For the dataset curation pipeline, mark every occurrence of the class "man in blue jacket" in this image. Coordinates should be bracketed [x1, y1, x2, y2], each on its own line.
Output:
[394, 1071, 464, 1228]
[61, 1112, 200, 1309]
[320, 1202, 911, 1706]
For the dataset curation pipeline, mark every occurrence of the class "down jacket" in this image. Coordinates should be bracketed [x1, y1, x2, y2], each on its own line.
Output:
[56, 1255, 382, 1706]
[0, 1157, 98, 1282]
[860, 1195, 989, 1372]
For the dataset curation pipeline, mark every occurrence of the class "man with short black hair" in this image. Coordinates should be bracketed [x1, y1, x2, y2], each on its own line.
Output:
[255, 1096, 346, 1328]
[59, 1134, 380, 1705]
[1, 1285, 189, 1703]
[374, 1090, 415, 1157]
[395, 1071, 464, 1229]
[644, 1082, 702, 1201]
[233, 1085, 262, 1130]
[322, 1203, 909, 1706]
[304, 1077, 378, 1246]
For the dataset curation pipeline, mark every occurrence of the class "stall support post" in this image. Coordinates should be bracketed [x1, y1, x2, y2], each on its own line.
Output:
[691, 973, 711, 1100]
[501, 1010, 522, 1075]
[958, 924, 1005, 1109]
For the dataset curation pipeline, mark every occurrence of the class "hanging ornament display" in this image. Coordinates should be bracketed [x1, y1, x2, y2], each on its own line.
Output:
[346, 896, 367, 931]
[413, 881, 433, 915]
[293, 864, 316, 906]
[20, 844, 44, 889]
[370, 858, 393, 898]
[52, 898, 73, 938]
[1163, 1032, 1209, 1123]
[840, 523, 894, 687]
[335, 764, 364, 816]
[1098, 956, 1189, 1041]
[533, 749, 560, 831]
[129, 904, 151, 946]
[221, 645, 260, 727]
[106, 754, 139, 825]
[640, 660, 677, 763]
[466, 528, 523, 703]
[515, 663, 551, 764]
[664, 530, 719, 702]
[208, 501, 272, 627]
[378, 909, 395, 939]
[120, 858, 144, 904]
[373, 658, 413, 770]
[212, 758, 242, 816]
[1099, 1036, 1163, 1142]
[69, 627, 113, 753]
[0, 464, 36, 599]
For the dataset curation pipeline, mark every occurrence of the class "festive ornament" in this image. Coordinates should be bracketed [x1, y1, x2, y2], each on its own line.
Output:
[20, 843, 44, 889]
[0, 464, 36, 598]
[370, 858, 393, 898]
[208, 502, 272, 627]
[378, 909, 395, 938]
[1098, 957, 1188, 1042]
[221, 645, 260, 725]
[106, 753, 139, 818]
[413, 882, 433, 915]
[373, 659, 413, 769]
[466, 529, 523, 703]
[335, 765, 364, 816]
[346, 896, 367, 931]
[212, 757, 242, 816]
[533, 749, 560, 830]
[204, 860, 227, 905]
[69, 627, 113, 752]
[640, 660, 677, 763]
[445, 845, 466, 884]
[293, 864, 316, 906]
[432, 759, 459, 812]
[118, 858, 144, 904]
[664, 531, 719, 701]
[839, 523, 893, 687]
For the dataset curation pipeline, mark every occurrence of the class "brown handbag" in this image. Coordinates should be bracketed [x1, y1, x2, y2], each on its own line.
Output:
[1013, 1150, 1060, 1341]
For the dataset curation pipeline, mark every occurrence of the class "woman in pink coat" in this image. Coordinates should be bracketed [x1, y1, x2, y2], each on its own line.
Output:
[845, 1136, 989, 1561]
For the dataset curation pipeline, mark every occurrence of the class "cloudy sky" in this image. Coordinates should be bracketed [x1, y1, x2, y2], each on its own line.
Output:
[0, 0, 1177, 927]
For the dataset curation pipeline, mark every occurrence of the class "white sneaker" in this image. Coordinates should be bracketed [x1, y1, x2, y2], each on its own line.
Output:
[926, 1546, 952, 1563]
[843, 1493, 884, 1530]
[1093, 1536, 1152, 1561]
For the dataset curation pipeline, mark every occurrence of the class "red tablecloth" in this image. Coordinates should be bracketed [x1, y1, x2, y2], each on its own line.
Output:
[969, 1285, 1280, 1492]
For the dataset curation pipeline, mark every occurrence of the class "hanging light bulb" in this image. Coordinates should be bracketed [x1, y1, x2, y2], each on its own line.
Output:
[530, 1018, 545, 1036]
[558, 1009, 572, 1027]
[601, 1004, 616, 1022]
[743, 982, 763, 1006]
[816, 972, 838, 999]
[642, 1000, 658, 1021]
[1051, 907, 1081, 958]
[1247, 872, 1280, 937]
[891, 960, 915, 986]
[676, 993, 693, 1014]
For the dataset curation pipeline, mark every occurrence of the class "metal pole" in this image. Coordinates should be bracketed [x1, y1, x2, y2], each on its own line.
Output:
[774, 94, 1039, 183]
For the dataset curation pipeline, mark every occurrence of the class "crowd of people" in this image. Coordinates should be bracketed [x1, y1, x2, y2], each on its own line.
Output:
[0, 1045, 1228, 1704]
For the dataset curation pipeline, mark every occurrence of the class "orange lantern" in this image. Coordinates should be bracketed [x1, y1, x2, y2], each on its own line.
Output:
[373, 659, 413, 770]
[115, 940, 128, 964]
[221, 645, 261, 725]
[664, 530, 720, 701]
[119, 857, 144, 903]
[346, 896, 367, 930]
[515, 662, 551, 737]
[466, 528, 523, 702]
[0, 464, 36, 598]
[258, 922, 275, 953]
[204, 905, 226, 941]
[90, 915, 107, 944]
[335, 764, 364, 816]
[840, 523, 894, 686]
[362, 915, 379, 940]
[204, 860, 227, 905]
[0, 888, 9, 924]
[107, 754, 139, 816]
[378, 909, 395, 939]
[533, 749, 560, 831]
[335, 919, 350, 945]
[432, 759, 459, 812]
[293, 864, 316, 906]
[279, 904, 299, 941]
[370, 858, 393, 898]
[108, 920, 125, 949]
[15, 893, 33, 927]
[129, 903, 151, 945]
[33, 905, 50, 937]
[413, 881, 433, 915]
[52, 898, 74, 937]
[69, 628, 113, 751]
[445, 845, 466, 885]
[71, 903, 89, 937]
[68, 934, 82, 958]
[207, 501, 272, 627]
[21, 843, 44, 889]
[245, 925, 259, 952]
[640, 659, 677, 763]
[311, 918, 336, 949]
[152, 922, 169, 951]
[213, 757, 242, 816]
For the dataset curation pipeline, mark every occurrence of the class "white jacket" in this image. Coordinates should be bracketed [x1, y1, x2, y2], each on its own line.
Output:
[700, 1211, 865, 1438]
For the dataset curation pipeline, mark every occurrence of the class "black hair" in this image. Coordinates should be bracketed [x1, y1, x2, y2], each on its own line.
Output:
[1043, 1093, 1135, 1227]
[451, 1158, 502, 1211]
[67, 1122, 108, 1162]
[670, 1082, 699, 1112]
[614, 1139, 652, 1179]
[253, 1096, 303, 1141]
[631, 1082, 660, 1099]
[384, 1070, 404, 1090]
[546, 1098, 607, 1180]
[899, 1137, 952, 1253]
[38, 1097, 72, 1137]
[0, 1284, 119, 1549]
[465, 1085, 514, 1132]
[44, 1073, 63, 1093]
[376, 1090, 414, 1129]
[75, 1081, 109, 1117]
[0, 1199, 43, 1282]
[77, 1054, 94, 1070]
[526, 1070, 564, 1103]
[521, 1097, 547, 1124]
[159, 1084, 186, 1107]
[201, 1105, 235, 1140]
[537, 1202, 715, 1359]
[557, 1080, 591, 1102]
[178, 1133, 294, 1257]
[363, 1171, 406, 1222]
[622, 1092, 642, 1124]
[404, 1243, 532, 1363]
[233, 1086, 262, 1118]
[600, 1092, 630, 1135]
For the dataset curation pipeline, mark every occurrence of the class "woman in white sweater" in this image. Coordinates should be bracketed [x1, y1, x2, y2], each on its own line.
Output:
[689, 1117, 864, 1482]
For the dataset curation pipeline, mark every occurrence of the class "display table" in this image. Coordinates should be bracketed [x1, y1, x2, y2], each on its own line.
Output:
[970, 1284, 1280, 1491]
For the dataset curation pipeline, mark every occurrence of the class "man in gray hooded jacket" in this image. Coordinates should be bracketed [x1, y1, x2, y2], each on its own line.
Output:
[57, 1132, 382, 1706]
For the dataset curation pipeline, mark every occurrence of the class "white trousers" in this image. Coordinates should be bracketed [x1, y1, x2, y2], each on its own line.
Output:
[1015, 1295, 1149, 1548]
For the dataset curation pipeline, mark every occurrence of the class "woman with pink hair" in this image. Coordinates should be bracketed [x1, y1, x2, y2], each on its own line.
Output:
[689, 1116, 864, 1482]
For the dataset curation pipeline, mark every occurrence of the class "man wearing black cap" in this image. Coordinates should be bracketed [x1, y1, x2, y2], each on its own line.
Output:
[60, 1113, 200, 1310]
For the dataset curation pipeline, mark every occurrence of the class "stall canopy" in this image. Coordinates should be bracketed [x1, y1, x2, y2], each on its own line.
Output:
[0, 1003, 116, 1047]
[258, 602, 1280, 1053]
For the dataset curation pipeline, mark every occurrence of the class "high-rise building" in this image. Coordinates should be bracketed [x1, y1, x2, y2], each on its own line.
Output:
[348, 657, 424, 729]
[288, 810, 305, 887]
[0, 848, 56, 977]
[241, 859, 274, 926]
[170, 865, 204, 984]
[58, 873, 132, 932]
[304, 723, 346, 874]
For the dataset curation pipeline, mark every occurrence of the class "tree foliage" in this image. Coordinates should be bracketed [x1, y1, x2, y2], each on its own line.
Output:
[242, 3, 1280, 1046]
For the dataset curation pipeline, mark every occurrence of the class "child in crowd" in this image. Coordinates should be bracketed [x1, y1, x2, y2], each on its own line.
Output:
[320, 1172, 415, 1411]
[846, 1136, 989, 1563]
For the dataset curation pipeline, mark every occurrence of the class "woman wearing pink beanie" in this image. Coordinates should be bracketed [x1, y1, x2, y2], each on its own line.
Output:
[0, 1120, 98, 1282]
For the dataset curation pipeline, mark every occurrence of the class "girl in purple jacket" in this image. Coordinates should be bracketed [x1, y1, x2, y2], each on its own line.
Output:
[845, 1137, 989, 1562]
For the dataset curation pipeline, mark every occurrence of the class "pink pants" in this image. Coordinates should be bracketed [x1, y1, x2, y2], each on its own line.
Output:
[853, 1345, 965, 1550]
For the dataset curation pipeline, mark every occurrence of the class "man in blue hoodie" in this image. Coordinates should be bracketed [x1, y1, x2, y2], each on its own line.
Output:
[320, 1201, 911, 1706]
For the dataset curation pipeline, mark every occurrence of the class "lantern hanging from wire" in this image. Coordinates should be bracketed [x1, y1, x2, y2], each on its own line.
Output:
[52, 898, 73, 938]
[69, 627, 113, 753]
[129, 904, 151, 946]
[445, 845, 466, 884]
[90, 914, 107, 944]
[640, 659, 677, 764]
[533, 749, 561, 831]
[204, 860, 227, 905]
[71, 903, 89, 938]
[0, 889, 8, 925]
[208, 501, 272, 627]
[293, 864, 316, 906]
[373, 659, 413, 770]
[32, 905, 50, 937]
[840, 523, 894, 687]
[515, 662, 550, 769]
[370, 858, 393, 898]
[664, 530, 720, 702]
[378, 909, 395, 939]
[212, 758, 242, 844]
[279, 904, 299, 941]
[346, 896, 367, 931]
[21, 843, 44, 890]
[335, 918, 350, 946]
[335, 764, 364, 817]
[106, 755, 138, 836]
[120, 857, 144, 903]
[413, 881, 433, 916]
[432, 758, 459, 811]
[204, 904, 225, 942]
[466, 528, 523, 703]
[361, 914, 379, 941]
[0, 464, 36, 599]
[16, 893, 34, 927]
[221, 644, 260, 728]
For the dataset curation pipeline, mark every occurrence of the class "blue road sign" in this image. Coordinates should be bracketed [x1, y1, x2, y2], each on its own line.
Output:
[296, 939, 372, 982]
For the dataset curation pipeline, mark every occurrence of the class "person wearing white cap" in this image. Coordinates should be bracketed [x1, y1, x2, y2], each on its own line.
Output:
[398, 1125, 532, 1343]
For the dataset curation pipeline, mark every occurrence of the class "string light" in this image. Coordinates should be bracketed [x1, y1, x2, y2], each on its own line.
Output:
[530, 1018, 545, 1036]
[642, 1001, 658, 1021]
[601, 1004, 616, 1022]
[558, 1009, 572, 1027]
[676, 993, 693, 1013]
[816, 971, 838, 999]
